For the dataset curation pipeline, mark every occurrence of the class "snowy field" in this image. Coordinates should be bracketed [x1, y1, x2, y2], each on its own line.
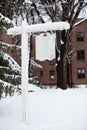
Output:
[0, 85, 87, 130]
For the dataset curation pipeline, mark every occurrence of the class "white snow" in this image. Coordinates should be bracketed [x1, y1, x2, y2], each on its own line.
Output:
[25, 0, 33, 5]
[7, 21, 70, 35]
[36, 33, 56, 61]
[0, 85, 87, 130]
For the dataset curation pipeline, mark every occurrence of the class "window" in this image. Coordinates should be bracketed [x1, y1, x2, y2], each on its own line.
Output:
[76, 32, 84, 41]
[77, 50, 85, 60]
[50, 70, 55, 80]
[40, 71, 43, 77]
[50, 59, 55, 65]
[77, 68, 85, 78]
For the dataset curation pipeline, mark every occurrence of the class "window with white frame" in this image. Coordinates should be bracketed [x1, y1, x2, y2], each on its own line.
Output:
[77, 68, 86, 78]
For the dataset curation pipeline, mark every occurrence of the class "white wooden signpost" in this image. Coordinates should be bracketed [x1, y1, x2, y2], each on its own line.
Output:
[7, 20, 70, 125]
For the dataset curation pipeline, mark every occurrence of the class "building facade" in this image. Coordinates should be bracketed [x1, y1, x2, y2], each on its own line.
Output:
[71, 19, 87, 85]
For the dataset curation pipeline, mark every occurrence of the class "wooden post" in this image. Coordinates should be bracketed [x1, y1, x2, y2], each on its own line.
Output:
[7, 20, 70, 125]
[21, 20, 29, 125]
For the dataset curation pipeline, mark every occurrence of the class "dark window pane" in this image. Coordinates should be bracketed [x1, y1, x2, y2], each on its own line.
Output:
[50, 59, 55, 65]
[76, 32, 84, 42]
[77, 50, 85, 60]
[40, 71, 43, 77]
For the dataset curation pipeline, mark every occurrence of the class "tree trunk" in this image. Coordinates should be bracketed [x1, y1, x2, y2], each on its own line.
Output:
[56, 30, 68, 89]
[56, 44, 67, 89]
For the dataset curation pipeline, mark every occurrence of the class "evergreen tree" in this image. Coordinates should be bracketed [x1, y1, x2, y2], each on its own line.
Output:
[0, 0, 42, 97]
[0, 0, 24, 98]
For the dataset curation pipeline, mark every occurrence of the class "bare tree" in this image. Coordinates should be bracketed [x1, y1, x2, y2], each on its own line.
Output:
[36, 0, 87, 89]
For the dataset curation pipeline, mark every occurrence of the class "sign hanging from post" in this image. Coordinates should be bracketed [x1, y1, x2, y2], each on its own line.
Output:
[7, 20, 70, 126]
[36, 33, 56, 61]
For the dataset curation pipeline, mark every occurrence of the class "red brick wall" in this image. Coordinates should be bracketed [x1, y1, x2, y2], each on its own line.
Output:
[0, 32, 12, 44]
[71, 20, 87, 85]
[0, 31, 21, 66]
[32, 60, 57, 85]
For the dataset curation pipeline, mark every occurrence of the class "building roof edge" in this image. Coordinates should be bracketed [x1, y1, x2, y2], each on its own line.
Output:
[73, 18, 87, 27]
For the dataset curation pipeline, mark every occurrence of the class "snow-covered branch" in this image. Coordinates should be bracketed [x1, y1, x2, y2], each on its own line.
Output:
[3, 54, 21, 72]
[73, 18, 87, 27]
[0, 41, 21, 53]
[0, 13, 12, 24]
[31, 58, 42, 68]
[0, 13, 13, 30]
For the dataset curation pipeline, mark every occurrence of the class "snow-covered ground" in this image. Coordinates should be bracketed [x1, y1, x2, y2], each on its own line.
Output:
[0, 85, 87, 130]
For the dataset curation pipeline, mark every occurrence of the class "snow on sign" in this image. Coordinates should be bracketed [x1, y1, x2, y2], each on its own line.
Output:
[36, 33, 56, 61]
[7, 20, 70, 126]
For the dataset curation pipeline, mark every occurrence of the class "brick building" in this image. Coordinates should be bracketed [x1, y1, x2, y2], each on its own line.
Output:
[0, 19, 87, 86]
[31, 19, 87, 86]
[70, 19, 87, 85]
[0, 31, 21, 65]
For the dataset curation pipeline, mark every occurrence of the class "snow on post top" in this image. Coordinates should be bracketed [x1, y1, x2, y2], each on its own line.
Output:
[25, 22, 70, 33]
[7, 21, 70, 36]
